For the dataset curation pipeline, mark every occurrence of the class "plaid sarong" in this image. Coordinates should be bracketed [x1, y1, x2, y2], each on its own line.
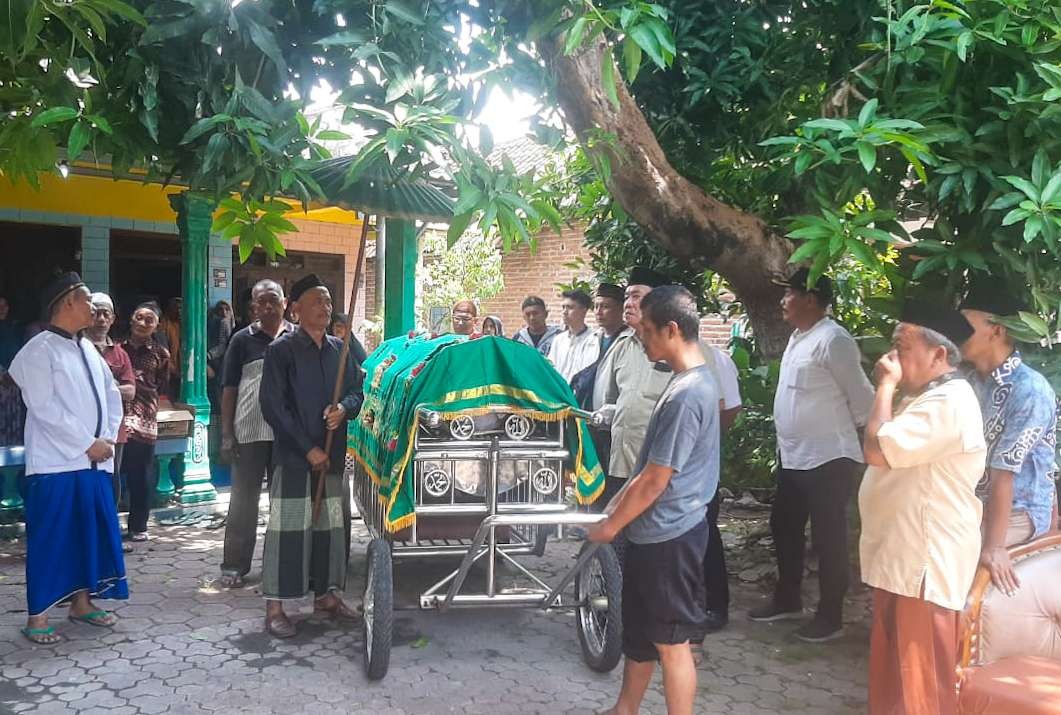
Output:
[261, 453, 346, 600]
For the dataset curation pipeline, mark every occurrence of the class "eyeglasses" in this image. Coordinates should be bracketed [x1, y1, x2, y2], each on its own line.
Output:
[452, 315, 474, 324]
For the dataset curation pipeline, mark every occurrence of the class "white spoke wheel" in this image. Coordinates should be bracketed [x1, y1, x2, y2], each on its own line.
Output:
[363, 538, 393, 680]
[575, 542, 623, 673]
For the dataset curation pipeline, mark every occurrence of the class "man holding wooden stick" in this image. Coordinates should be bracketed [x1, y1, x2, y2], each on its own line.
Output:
[259, 273, 365, 639]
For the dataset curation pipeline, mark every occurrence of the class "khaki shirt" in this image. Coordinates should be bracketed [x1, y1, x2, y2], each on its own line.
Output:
[593, 333, 725, 479]
[858, 378, 986, 611]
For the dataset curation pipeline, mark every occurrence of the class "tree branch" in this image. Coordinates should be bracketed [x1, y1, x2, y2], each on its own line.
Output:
[539, 35, 794, 356]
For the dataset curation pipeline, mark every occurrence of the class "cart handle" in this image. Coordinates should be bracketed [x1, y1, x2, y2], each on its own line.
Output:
[418, 407, 603, 427]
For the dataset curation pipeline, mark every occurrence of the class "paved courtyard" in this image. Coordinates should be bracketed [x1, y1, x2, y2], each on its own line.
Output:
[0, 502, 868, 714]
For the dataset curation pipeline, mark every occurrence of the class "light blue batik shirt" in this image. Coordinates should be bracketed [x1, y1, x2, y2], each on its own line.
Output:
[972, 352, 1059, 537]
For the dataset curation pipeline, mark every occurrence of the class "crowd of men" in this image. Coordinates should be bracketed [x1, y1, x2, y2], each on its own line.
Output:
[4, 262, 1058, 715]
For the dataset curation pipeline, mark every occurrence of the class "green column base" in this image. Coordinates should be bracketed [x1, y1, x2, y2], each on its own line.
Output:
[155, 455, 177, 506]
[179, 414, 216, 505]
[0, 466, 23, 525]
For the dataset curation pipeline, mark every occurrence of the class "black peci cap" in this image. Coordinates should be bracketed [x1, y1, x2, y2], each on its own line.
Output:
[596, 283, 625, 301]
[290, 273, 326, 302]
[772, 267, 834, 303]
[627, 266, 668, 289]
[958, 281, 1027, 318]
[41, 272, 86, 312]
[901, 300, 975, 345]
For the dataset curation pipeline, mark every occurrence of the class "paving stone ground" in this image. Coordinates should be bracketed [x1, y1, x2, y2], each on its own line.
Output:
[0, 501, 868, 714]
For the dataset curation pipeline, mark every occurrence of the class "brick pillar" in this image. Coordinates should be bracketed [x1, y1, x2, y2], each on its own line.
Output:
[81, 225, 110, 292]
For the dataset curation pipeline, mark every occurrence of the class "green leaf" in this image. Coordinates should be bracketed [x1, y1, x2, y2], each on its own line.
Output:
[806, 250, 830, 289]
[315, 130, 351, 141]
[1023, 215, 1043, 242]
[803, 118, 853, 133]
[211, 211, 239, 232]
[787, 239, 824, 263]
[786, 225, 833, 240]
[912, 254, 945, 280]
[479, 125, 494, 156]
[179, 115, 229, 145]
[1031, 149, 1049, 188]
[846, 240, 881, 269]
[66, 122, 91, 162]
[857, 142, 877, 173]
[1002, 175, 1040, 201]
[452, 186, 484, 217]
[565, 17, 589, 56]
[447, 211, 475, 246]
[601, 51, 620, 110]
[1001, 208, 1032, 226]
[899, 147, 928, 184]
[628, 21, 665, 69]
[384, 128, 406, 162]
[858, 98, 878, 128]
[988, 192, 1024, 210]
[1041, 172, 1061, 205]
[31, 107, 78, 127]
[384, 0, 426, 26]
[316, 30, 366, 46]
[1018, 311, 1050, 337]
[956, 30, 973, 61]
[84, 114, 112, 135]
[245, 19, 288, 76]
[622, 37, 642, 83]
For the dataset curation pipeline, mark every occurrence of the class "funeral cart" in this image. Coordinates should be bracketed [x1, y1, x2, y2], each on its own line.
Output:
[347, 333, 622, 680]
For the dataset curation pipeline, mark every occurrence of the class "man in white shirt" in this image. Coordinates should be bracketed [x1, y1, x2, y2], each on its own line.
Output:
[749, 268, 874, 643]
[9, 273, 127, 645]
[548, 289, 599, 381]
[859, 303, 984, 714]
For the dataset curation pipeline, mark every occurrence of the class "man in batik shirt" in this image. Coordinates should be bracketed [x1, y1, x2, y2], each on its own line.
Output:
[960, 285, 1058, 595]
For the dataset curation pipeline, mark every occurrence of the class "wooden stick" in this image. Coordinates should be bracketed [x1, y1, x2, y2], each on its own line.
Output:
[313, 215, 372, 524]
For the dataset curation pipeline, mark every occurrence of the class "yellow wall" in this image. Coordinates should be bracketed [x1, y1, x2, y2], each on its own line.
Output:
[0, 173, 360, 226]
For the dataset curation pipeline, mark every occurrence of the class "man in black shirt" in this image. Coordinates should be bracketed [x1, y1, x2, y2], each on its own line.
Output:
[259, 274, 364, 638]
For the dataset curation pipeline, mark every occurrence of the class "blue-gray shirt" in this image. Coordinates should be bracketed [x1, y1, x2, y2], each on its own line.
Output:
[626, 364, 720, 544]
[970, 351, 1058, 537]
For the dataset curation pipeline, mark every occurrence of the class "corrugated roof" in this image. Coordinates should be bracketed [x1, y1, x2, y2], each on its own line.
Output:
[487, 136, 559, 176]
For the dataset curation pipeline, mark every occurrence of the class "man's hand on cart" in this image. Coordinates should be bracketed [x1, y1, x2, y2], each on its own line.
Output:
[323, 403, 346, 431]
[587, 517, 620, 544]
[306, 446, 330, 473]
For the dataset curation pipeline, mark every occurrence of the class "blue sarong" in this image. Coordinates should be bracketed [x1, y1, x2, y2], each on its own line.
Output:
[25, 468, 128, 615]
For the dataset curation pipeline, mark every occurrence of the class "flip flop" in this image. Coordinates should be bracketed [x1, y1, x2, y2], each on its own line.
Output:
[21, 626, 62, 645]
[68, 610, 118, 627]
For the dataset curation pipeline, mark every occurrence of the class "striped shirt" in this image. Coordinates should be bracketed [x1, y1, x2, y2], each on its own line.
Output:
[222, 321, 295, 444]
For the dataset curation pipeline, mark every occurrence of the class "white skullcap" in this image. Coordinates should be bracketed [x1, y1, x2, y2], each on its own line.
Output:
[90, 292, 114, 311]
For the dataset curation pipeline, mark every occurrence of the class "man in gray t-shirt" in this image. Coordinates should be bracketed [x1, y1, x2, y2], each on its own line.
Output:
[626, 365, 720, 543]
[589, 285, 719, 715]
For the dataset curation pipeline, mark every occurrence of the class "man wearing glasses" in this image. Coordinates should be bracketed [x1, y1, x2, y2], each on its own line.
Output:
[451, 300, 481, 337]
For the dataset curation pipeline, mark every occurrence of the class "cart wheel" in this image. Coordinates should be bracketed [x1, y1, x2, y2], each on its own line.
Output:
[575, 542, 622, 673]
[363, 538, 393, 681]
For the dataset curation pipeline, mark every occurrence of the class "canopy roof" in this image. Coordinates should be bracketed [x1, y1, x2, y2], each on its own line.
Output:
[311, 158, 454, 222]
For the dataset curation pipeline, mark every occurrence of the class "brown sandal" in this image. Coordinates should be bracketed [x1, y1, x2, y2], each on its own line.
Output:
[313, 598, 362, 621]
[265, 614, 296, 639]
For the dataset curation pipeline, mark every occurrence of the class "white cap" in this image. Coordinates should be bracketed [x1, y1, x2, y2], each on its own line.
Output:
[90, 292, 114, 311]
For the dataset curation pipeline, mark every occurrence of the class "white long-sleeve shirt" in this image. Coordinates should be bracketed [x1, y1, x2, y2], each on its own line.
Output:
[773, 317, 874, 470]
[9, 328, 123, 475]
[548, 326, 601, 382]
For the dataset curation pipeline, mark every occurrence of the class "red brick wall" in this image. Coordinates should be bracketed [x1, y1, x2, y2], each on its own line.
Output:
[358, 227, 733, 349]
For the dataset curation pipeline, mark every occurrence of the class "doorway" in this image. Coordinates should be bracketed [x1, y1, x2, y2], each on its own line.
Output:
[0, 222, 81, 324]
[109, 230, 182, 333]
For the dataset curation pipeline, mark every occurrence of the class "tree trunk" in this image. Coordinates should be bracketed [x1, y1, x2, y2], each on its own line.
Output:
[540, 36, 794, 357]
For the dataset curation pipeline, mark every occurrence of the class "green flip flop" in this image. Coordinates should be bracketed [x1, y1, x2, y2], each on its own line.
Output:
[68, 610, 118, 627]
[22, 626, 62, 644]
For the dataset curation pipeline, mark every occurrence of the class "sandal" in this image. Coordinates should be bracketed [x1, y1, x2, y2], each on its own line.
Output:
[265, 614, 296, 639]
[130, 532, 149, 542]
[68, 610, 118, 628]
[219, 572, 244, 589]
[22, 626, 62, 645]
[314, 597, 363, 621]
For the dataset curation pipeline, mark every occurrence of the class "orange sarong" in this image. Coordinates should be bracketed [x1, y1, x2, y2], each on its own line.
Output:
[868, 588, 961, 715]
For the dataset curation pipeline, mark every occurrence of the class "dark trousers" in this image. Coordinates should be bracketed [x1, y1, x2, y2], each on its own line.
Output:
[770, 458, 858, 625]
[124, 439, 157, 535]
[703, 492, 729, 615]
[221, 441, 273, 576]
[111, 443, 125, 508]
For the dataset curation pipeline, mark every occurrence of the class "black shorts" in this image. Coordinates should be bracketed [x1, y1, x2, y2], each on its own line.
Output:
[622, 519, 709, 662]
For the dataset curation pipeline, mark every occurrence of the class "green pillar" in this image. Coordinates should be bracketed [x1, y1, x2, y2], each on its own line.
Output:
[382, 217, 417, 339]
[170, 192, 217, 505]
[154, 454, 178, 506]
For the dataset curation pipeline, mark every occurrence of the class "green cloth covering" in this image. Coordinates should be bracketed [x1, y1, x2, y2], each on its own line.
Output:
[347, 333, 605, 532]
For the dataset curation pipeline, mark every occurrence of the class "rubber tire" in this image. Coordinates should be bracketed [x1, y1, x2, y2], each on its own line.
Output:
[575, 542, 623, 673]
[363, 538, 393, 681]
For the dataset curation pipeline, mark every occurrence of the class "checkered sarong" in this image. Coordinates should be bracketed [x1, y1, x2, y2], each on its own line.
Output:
[261, 454, 346, 600]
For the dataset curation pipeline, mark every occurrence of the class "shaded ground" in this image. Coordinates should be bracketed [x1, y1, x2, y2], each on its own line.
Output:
[0, 497, 869, 714]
